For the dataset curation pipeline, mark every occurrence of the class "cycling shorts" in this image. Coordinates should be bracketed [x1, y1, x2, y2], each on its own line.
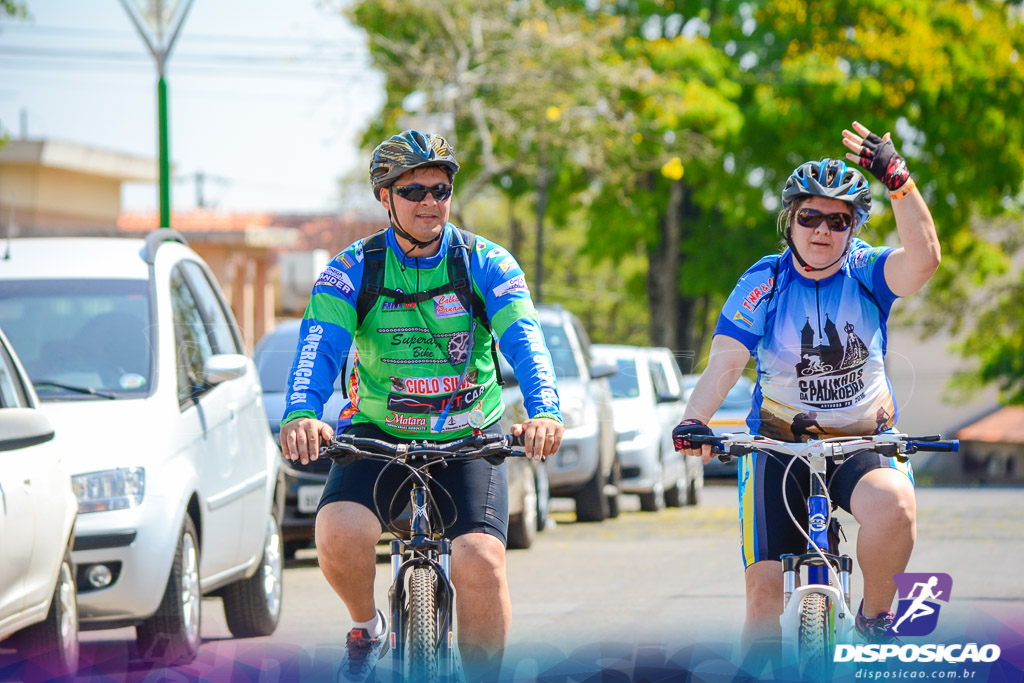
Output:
[317, 421, 510, 546]
[737, 449, 913, 568]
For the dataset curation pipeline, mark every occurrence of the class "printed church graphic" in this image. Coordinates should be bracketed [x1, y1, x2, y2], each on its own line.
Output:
[795, 316, 868, 377]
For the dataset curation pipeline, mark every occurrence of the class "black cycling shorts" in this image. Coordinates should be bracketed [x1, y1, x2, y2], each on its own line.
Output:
[737, 449, 914, 568]
[317, 421, 509, 546]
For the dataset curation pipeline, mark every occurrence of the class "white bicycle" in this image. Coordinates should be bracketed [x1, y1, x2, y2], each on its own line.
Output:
[688, 431, 958, 680]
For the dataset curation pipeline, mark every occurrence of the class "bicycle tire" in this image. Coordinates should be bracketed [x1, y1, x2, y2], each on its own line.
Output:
[798, 592, 832, 681]
[407, 566, 440, 683]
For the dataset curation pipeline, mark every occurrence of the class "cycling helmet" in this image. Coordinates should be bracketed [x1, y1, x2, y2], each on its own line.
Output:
[369, 130, 460, 199]
[781, 158, 871, 228]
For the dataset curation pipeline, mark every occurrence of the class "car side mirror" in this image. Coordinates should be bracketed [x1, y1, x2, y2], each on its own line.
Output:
[204, 353, 249, 385]
[0, 408, 56, 452]
[656, 391, 681, 404]
[589, 361, 617, 380]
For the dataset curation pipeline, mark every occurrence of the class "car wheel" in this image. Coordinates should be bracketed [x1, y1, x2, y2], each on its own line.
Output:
[283, 539, 307, 560]
[137, 515, 202, 665]
[535, 464, 551, 532]
[574, 461, 609, 523]
[13, 545, 79, 679]
[223, 512, 284, 637]
[639, 460, 666, 512]
[665, 466, 686, 508]
[507, 467, 538, 549]
[606, 454, 622, 519]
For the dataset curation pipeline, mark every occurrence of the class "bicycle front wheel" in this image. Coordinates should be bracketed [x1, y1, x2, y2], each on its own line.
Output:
[407, 566, 440, 683]
[797, 592, 832, 681]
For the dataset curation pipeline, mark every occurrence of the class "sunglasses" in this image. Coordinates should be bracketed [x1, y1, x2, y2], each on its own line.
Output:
[794, 207, 853, 232]
[392, 183, 453, 202]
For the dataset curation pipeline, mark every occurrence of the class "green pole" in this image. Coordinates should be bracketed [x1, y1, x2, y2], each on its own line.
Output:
[157, 74, 170, 228]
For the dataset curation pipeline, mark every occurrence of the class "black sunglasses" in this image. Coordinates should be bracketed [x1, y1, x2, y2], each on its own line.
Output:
[795, 207, 853, 232]
[392, 183, 453, 202]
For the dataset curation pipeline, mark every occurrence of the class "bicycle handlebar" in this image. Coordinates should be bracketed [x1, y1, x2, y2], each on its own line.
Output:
[319, 431, 526, 463]
[685, 432, 959, 461]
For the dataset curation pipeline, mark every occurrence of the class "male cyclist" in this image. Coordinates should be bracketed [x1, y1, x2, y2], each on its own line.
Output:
[279, 130, 564, 682]
[673, 122, 940, 650]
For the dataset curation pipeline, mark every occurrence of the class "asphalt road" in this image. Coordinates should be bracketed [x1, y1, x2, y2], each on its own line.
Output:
[12, 482, 1024, 681]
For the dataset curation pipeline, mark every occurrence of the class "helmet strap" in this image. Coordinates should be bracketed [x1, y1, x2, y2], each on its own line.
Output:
[784, 228, 850, 273]
[387, 190, 442, 251]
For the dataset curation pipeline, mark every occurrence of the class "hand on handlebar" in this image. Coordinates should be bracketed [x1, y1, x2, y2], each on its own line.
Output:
[673, 419, 716, 465]
[280, 417, 334, 465]
[511, 416, 564, 461]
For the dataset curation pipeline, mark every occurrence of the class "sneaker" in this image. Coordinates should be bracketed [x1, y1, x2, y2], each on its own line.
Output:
[338, 610, 390, 682]
[855, 603, 899, 644]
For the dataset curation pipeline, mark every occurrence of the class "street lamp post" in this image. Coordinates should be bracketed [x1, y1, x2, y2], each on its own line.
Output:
[119, 0, 195, 228]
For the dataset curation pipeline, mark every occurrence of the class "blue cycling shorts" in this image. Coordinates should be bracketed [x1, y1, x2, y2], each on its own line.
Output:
[737, 449, 913, 568]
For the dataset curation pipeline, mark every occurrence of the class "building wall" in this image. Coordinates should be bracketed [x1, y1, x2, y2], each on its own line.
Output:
[0, 165, 123, 230]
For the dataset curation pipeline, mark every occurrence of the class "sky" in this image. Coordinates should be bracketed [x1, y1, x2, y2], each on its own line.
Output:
[0, 0, 386, 214]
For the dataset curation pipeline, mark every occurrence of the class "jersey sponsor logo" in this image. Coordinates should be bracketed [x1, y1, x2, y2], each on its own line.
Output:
[434, 411, 472, 433]
[353, 241, 364, 262]
[486, 246, 509, 260]
[288, 324, 324, 404]
[493, 274, 528, 298]
[434, 293, 467, 318]
[387, 384, 487, 414]
[382, 288, 417, 311]
[390, 372, 479, 395]
[740, 277, 775, 312]
[446, 331, 471, 365]
[315, 266, 355, 296]
[339, 253, 353, 269]
[497, 256, 517, 273]
[475, 239, 486, 252]
[385, 412, 428, 431]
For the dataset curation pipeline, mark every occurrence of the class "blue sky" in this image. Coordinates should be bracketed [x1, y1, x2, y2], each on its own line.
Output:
[0, 0, 386, 213]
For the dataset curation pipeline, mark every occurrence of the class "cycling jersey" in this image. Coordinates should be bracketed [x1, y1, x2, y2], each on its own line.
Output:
[282, 224, 561, 439]
[715, 238, 898, 442]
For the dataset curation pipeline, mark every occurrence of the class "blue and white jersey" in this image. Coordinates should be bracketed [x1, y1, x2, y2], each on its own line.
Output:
[715, 238, 899, 442]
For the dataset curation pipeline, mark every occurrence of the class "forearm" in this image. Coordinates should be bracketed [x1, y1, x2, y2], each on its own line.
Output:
[891, 186, 941, 278]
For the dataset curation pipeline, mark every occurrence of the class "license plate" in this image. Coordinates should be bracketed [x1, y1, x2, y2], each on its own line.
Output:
[297, 485, 324, 514]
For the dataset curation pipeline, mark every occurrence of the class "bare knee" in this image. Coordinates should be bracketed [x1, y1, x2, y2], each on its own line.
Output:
[851, 471, 916, 533]
[315, 502, 380, 569]
[451, 534, 506, 594]
[746, 567, 783, 624]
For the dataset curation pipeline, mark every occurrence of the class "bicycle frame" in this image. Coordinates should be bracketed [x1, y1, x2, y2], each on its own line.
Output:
[388, 461, 457, 681]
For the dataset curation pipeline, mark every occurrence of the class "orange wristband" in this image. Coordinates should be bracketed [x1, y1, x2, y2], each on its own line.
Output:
[889, 178, 916, 201]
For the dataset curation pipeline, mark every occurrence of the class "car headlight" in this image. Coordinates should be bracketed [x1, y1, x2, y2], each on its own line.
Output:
[72, 468, 145, 513]
[561, 398, 586, 429]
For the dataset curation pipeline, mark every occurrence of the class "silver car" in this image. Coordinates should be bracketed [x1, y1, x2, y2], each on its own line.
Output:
[537, 305, 620, 522]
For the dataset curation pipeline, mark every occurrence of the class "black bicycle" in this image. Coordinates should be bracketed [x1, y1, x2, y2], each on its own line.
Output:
[320, 424, 525, 683]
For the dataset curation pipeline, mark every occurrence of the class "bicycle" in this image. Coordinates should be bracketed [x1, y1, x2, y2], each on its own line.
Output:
[319, 417, 526, 683]
[688, 431, 958, 681]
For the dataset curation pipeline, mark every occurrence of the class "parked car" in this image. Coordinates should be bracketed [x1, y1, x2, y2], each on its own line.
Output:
[682, 373, 755, 477]
[536, 304, 620, 522]
[593, 344, 701, 510]
[0, 230, 284, 665]
[253, 320, 549, 552]
[0, 326, 79, 677]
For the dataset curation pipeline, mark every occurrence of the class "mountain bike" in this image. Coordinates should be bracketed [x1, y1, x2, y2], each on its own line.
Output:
[688, 431, 958, 681]
[320, 421, 525, 683]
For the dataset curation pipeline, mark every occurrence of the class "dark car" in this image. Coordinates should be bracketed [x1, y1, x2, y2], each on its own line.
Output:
[254, 320, 549, 555]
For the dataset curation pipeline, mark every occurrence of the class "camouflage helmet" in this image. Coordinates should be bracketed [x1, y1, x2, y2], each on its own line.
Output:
[782, 158, 872, 228]
[370, 130, 460, 199]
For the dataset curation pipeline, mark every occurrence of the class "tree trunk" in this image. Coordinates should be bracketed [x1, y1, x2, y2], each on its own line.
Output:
[534, 145, 551, 304]
[648, 179, 683, 348]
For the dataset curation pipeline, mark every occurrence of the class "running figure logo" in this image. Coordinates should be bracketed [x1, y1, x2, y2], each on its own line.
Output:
[887, 573, 952, 636]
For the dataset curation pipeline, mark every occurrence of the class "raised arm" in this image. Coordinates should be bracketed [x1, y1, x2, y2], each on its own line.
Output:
[843, 121, 941, 297]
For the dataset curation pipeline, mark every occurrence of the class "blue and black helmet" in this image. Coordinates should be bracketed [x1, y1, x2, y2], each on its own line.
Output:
[782, 158, 871, 228]
[369, 130, 460, 199]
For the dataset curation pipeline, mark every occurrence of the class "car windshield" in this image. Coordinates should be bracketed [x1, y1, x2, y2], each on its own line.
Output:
[539, 322, 579, 379]
[683, 377, 753, 411]
[0, 279, 152, 400]
[606, 358, 640, 399]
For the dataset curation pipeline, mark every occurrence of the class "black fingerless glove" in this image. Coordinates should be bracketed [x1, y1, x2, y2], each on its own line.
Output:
[857, 132, 911, 191]
[672, 418, 713, 451]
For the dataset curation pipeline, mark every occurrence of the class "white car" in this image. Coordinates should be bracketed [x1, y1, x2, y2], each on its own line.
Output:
[682, 373, 755, 476]
[0, 326, 79, 677]
[593, 344, 702, 510]
[0, 230, 284, 665]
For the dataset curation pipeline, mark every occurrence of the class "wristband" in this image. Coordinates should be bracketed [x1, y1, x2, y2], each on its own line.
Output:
[889, 178, 916, 201]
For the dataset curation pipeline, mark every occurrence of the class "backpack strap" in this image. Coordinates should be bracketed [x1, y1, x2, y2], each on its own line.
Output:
[356, 229, 388, 328]
[448, 229, 504, 386]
